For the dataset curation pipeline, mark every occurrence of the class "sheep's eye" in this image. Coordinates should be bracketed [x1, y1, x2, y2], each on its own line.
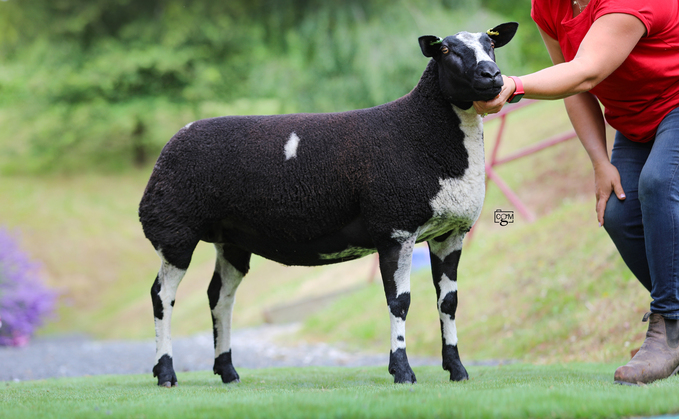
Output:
[441, 46, 450, 55]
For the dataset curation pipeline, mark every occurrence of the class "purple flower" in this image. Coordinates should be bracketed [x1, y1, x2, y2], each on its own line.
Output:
[0, 227, 55, 346]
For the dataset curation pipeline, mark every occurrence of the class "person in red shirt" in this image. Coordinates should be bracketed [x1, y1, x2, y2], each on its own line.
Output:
[475, 0, 679, 385]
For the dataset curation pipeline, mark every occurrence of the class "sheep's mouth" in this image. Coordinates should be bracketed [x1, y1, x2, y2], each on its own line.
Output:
[474, 86, 502, 101]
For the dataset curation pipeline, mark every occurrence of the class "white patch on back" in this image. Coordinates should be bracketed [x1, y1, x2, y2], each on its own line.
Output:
[455, 32, 493, 64]
[183, 121, 194, 130]
[285, 132, 301, 160]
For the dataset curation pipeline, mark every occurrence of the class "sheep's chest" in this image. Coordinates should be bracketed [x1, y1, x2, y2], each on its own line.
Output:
[417, 107, 486, 242]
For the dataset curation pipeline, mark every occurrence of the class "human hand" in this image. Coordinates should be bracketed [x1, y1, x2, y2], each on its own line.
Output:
[473, 75, 516, 115]
[593, 161, 625, 226]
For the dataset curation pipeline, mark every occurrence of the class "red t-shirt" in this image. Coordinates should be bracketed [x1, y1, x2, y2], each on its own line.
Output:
[531, 0, 679, 142]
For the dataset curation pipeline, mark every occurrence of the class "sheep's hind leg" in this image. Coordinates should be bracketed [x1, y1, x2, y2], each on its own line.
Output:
[428, 233, 468, 381]
[151, 248, 193, 387]
[208, 244, 250, 384]
[378, 235, 417, 384]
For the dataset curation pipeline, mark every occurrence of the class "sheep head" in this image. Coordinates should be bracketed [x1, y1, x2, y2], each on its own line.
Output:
[419, 22, 519, 109]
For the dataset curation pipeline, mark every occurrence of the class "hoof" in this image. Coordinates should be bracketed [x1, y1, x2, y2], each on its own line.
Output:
[446, 363, 469, 382]
[214, 351, 240, 384]
[153, 354, 178, 387]
[393, 373, 417, 384]
[442, 345, 469, 382]
[389, 348, 417, 384]
[449, 370, 469, 382]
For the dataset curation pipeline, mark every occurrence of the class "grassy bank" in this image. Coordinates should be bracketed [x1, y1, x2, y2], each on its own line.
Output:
[2, 364, 679, 418]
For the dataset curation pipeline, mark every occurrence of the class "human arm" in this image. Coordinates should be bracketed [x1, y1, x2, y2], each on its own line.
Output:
[565, 92, 625, 226]
[473, 13, 647, 114]
[539, 26, 627, 226]
[474, 14, 645, 224]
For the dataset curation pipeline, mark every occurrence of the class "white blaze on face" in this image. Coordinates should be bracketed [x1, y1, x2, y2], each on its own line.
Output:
[285, 132, 301, 160]
[455, 32, 493, 64]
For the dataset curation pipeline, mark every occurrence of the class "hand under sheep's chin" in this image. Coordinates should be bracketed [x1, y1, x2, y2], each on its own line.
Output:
[473, 94, 504, 115]
[474, 88, 503, 102]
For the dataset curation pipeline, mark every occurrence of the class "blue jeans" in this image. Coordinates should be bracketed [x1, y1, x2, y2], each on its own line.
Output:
[604, 107, 679, 319]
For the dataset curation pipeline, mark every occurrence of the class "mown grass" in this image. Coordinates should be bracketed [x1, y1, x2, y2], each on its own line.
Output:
[2, 364, 679, 419]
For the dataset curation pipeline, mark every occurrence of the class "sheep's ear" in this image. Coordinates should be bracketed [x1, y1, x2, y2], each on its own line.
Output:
[486, 22, 519, 48]
[419, 35, 443, 58]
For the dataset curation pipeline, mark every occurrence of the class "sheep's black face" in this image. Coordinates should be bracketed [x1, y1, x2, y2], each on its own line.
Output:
[419, 22, 518, 108]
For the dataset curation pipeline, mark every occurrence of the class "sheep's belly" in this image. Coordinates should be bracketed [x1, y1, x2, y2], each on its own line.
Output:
[220, 216, 378, 267]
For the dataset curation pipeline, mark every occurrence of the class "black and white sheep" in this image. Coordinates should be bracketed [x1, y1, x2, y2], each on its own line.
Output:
[139, 22, 518, 386]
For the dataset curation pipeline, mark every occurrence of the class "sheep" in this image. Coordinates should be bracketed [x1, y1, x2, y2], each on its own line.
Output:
[139, 22, 519, 386]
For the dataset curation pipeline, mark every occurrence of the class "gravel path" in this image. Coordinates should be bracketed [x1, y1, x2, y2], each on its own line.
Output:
[0, 324, 448, 382]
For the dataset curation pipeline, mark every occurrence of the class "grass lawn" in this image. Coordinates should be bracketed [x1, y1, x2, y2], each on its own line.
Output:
[2, 364, 679, 419]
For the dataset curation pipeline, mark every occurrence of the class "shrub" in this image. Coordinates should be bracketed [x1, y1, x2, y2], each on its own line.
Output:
[0, 227, 55, 346]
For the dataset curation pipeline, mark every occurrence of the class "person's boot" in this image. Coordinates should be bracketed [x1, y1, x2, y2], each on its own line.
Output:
[614, 312, 679, 385]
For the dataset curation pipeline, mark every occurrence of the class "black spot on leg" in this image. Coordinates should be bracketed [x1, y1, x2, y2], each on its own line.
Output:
[208, 271, 222, 351]
[441, 249, 462, 266]
[389, 292, 411, 319]
[430, 249, 462, 299]
[397, 336, 404, 342]
[221, 246, 252, 276]
[171, 300, 175, 307]
[211, 314, 218, 349]
[207, 271, 222, 311]
[439, 291, 458, 319]
[151, 276, 163, 320]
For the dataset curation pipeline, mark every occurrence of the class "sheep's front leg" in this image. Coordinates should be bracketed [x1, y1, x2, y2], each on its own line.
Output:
[208, 244, 250, 384]
[151, 251, 188, 387]
[378, 235, 417, 384]
[428, 233, 468, 381]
